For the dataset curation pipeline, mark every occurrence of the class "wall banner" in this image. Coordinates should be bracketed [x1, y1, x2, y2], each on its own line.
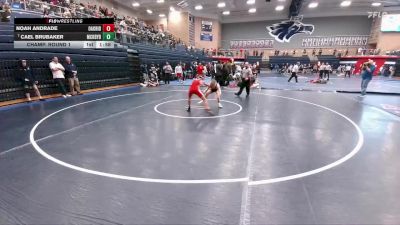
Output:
[201, 21, 213, 32]
[301, 35, 369, 48]
[229, 39, 274, 49]
[200, 33, 213, 41]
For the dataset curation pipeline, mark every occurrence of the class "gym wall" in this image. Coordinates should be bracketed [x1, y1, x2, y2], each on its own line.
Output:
[221, 16, 372, 50]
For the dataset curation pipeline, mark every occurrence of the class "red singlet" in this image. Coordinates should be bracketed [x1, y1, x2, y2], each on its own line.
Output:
[189, 79, 203, 98]
[197, 65, 204, 75]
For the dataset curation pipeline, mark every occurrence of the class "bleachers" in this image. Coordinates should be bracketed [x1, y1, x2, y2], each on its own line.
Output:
[128, 42, 211, 66]
[0, 15, 140, 103]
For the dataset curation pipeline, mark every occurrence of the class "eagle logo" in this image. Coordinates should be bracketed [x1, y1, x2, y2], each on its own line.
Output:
[267, 20, 314, 43]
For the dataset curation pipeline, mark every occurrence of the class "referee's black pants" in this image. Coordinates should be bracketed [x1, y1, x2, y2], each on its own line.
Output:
[236, 79, 250, 96]
[324, 70, 330, 80]
[288, 72, 298, 83]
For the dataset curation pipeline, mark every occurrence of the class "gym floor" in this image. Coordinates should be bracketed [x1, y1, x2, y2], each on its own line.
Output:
[1, 74, 400, 225]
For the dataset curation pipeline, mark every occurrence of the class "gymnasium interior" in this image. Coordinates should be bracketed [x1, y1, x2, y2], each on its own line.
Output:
[0, 0, 400, 224]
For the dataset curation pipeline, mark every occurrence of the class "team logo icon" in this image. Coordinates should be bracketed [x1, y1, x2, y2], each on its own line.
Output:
[267, 19, 314, 43]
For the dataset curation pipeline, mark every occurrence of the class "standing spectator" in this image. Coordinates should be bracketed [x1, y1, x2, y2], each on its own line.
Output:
[155, 64, 161, 79]
[196, 63, 204, 76]
[18, 60, 45, 102]
[389, 66, 395, 78]
[215, 61, 224, 86]
[162, 62, 173, 84]
[140, 64, 149, 83]
[288, 62, 299, 83]
[318, 48, 323, 56]
[360, 59, 376, 97]
[345, 64, 352, 78]
[175, 63, 183, 84]
[235, 62, 253, 96]
[49, 56, 70, 98]
[64, 56, 82, 95]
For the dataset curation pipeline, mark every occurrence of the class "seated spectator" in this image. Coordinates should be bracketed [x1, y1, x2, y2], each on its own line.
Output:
[63, 9, 72, 18]
[17, 60, 45, 102]
[64, 56, 82, 95]
[148, 64, 159, 87]
[49, 56, 70, 98]
[43, 9, 50, 18]
[1, 2, 11, 22]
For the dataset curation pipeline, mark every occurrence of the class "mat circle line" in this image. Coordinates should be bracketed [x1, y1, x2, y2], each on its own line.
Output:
[29, 90, 364, 185]
[154, 99, 243, 119]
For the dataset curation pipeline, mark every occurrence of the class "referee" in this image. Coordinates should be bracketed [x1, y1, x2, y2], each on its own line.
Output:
[288, 62, 299, 83]
[235, 62, 253, 96]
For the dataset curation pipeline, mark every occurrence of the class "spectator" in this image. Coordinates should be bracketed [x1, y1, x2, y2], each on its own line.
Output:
[1, 2, 11, 22]
[63, 9, 72, 18]
[140, 63, 149, 83]
[196, 62, 204, 77]
[18, 60, 45, 102]
[49, 56, 70, 98]
[345, 64, 352, 78]
[360, 59, 376, 97]
[148, 64, 159, 87]
[64, 56, 82, 96]
[175, 63, 183, 84]
[162, 62, 173, 85]
[389, 66, 395, 78]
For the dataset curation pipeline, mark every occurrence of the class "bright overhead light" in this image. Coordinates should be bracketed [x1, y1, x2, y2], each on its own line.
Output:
[372, 2, 381, 6]
[308, 2, 318, 8]
[147, 9, 153, 14]
[132, 2, 140, 7]
[222, 11, 230, 15]
[170, 6, 175, 11]
[157, 0, 164, 3]
[159, 14, 165, 17]
[217, 2, 226, 8]
[249, 8, 256, 13]
[195, 5, 203, 10]
[247, 0, 255, 5]
[275, 5, 284, 11]
[340, 1, 351, 7]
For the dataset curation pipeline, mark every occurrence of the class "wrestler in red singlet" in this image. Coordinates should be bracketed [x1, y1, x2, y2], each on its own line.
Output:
[187, 76, 210, 112]
[189, 78, 203, 98]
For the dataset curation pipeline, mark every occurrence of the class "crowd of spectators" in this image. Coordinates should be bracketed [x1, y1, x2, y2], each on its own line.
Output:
[139, 60, 262, 89]
[4, 0, 185, 47]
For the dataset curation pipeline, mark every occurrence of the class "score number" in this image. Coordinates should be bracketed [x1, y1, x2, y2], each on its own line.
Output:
[102, 24, 115, 41]
[102, 24, 115, 32]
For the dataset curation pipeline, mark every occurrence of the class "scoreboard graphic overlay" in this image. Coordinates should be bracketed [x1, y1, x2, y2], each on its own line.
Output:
[14, 18, 115, 49]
